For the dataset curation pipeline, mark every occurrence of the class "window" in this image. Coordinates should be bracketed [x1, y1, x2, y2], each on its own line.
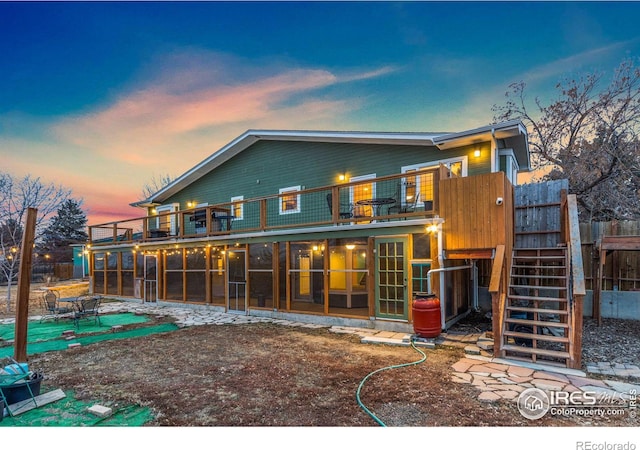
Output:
[231, 195, 244, 220]
[279, 186, 301, 215]
[154, 203, 179, 235]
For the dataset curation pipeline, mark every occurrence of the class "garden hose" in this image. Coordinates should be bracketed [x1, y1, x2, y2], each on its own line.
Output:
[355, 336, 427, 426]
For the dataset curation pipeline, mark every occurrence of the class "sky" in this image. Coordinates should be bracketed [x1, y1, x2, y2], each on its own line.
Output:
[1, 1, 640, 226]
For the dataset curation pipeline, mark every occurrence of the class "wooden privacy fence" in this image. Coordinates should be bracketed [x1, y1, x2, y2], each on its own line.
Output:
[579, 220, 640, 292]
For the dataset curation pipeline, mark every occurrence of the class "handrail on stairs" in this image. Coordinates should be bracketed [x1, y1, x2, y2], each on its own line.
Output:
[488, 244, 506, 357]
[562, 194, 586, 368]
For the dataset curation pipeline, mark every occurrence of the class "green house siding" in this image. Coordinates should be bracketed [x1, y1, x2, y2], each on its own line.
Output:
[162, 139, 494, 210]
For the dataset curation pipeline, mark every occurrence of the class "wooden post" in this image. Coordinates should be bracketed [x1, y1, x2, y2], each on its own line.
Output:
[14, 207, 37, 363]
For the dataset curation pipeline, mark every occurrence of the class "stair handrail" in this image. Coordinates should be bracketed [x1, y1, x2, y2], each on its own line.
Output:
[563, 194, 586, 368]
[488, 244, 506, 356]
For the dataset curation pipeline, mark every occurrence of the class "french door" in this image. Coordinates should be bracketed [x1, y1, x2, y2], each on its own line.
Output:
[375, 238, 409, 320]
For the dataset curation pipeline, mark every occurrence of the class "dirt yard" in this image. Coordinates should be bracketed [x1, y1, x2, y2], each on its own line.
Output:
[2, 282, 638, 427]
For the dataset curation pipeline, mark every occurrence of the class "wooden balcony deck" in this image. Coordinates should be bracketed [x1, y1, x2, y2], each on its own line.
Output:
[88, 169, 440, 247]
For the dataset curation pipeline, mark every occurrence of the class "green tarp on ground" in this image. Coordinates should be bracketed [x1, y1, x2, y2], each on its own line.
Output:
[0, 390, 154, 426]
[0, 312, 182, 426]
[0, 322, 179, 358]
[0, 312, 150, 342]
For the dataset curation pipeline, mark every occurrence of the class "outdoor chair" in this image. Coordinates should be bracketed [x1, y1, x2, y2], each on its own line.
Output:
[73, 295, 102, 328]
[326, 192, 354, 220]
[388, 192, 420, 216]
[40, 290, 72, 323]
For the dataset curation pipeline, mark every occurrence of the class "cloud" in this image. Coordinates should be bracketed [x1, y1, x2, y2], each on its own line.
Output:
[51, 53, 397, 170]
[4, 51, 396, 224]
[517, 39, 640, 87]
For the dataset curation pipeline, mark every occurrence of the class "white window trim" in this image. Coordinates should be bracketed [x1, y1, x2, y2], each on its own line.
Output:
[349, 173, 376, 204]
[399, 157, 467, 206]
[155, 202, 180, 234]
[231, 195, 244, 220]
[401, 156, 468, 177]
[279, 186, 301, 215]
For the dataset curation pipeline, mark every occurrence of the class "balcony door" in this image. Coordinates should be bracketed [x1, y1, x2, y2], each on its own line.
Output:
[349, 174, 376, 218]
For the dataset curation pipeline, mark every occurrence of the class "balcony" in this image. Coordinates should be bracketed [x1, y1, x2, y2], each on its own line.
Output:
[88, 168, 441, 247]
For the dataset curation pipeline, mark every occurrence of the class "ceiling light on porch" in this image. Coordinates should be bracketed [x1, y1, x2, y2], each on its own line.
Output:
[345, 244, 356, 250]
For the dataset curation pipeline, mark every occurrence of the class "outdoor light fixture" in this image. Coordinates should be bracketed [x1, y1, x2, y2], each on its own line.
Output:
[426, 224, 439, 234]
[474, 149, 481, 157]
[346, 244, 356, 250]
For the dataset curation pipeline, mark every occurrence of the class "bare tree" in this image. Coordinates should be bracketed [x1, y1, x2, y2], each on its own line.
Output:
[140, 173, 175, 200]
[492, 59, 640, 221]
[0, 172, 72, 312]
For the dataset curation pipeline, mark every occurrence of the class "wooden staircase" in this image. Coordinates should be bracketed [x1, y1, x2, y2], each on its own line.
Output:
[501, 247, 573, 366]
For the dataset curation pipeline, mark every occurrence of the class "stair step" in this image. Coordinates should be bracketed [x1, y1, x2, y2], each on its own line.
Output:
[503, 330, 570, 343]
[506, 306, 568, 315]
[513, 257, 566, 263]
[504, 318, 569, 328]
[510, 274, 567, 279]
[508, 294, 567, 303]
[512, 264, 566, 270]
[509, 284, 567, 290]
[501, 344, 571, 359]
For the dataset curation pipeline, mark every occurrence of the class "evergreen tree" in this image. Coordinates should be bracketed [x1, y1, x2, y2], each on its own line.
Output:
[39, 199, 88, 263]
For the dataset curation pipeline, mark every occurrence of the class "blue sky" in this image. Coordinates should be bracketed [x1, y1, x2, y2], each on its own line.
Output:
[1, 1, 639, 224]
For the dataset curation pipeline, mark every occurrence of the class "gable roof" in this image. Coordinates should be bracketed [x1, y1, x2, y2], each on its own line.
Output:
[132, 119, 529, 207]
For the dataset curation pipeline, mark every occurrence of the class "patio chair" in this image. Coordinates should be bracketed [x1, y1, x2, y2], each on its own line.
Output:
[326, 193, 354, 219]
[73, 295, 102, 328]
[388, 192, 420, 216]
[40, 290, 72, 323]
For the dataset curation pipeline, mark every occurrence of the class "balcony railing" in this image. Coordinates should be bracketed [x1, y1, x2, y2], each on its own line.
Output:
[89, 168, 441, 246]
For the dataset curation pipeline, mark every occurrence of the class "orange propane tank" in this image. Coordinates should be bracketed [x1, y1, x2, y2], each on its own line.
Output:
[412, 292, 441, 338]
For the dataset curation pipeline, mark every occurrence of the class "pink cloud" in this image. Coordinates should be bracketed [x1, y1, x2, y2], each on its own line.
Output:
[7, 54, 396, 225]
